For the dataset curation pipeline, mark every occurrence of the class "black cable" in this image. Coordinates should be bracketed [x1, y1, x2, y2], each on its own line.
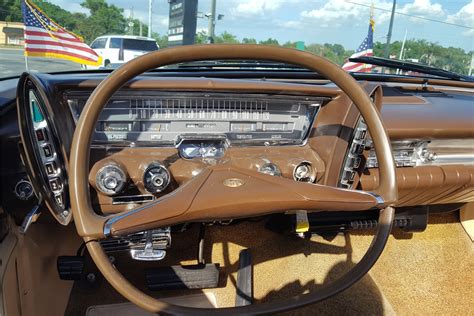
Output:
[76, 239, 98, 256]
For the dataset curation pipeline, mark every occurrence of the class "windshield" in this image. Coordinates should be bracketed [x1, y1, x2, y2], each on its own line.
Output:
[0, 0, 473, 79]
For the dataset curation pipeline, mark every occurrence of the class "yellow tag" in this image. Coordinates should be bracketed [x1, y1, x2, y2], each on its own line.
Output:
[295, 210, 309, 233]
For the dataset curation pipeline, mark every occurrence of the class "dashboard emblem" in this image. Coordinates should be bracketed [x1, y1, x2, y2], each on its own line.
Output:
[223, 178, 245, 188]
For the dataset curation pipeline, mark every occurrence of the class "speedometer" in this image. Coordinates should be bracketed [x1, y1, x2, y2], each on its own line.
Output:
[67, 91, 326, 147]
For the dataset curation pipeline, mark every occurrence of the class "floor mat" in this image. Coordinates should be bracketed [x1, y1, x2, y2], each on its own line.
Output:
[65, 212, 474, 315]
[86, 293, 217, 316]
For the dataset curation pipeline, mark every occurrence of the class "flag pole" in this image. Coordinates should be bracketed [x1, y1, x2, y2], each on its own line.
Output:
[24, 54, 29, 71]
[399, 29, 407, 60]
[396, 29, 407, 75]
[23, 30, 29, 71]
[469, 53, 473, 76]
[22, 0, 29, 71]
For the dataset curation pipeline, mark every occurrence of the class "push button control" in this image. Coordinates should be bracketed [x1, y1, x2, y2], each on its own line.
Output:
[50, 178, 61, 191]
[45, 161, 57, 175]
[36, 129, 48, 141]
[43, 144, 52, 157]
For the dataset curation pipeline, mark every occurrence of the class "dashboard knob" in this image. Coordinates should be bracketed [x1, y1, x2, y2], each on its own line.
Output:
[14, 179, 34, 200]
[258, 162, 281, 176]
[143, 162, 170, 193]
[293, 161, 315, 183]
[96, 164, 127, 196]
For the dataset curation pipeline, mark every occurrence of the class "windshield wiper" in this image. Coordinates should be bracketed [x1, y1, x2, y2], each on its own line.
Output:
[349, 56, 474, 82]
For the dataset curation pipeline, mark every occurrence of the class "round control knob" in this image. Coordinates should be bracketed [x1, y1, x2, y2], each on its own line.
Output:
[96, 165, 127, 196]
[143, 162, 170, 193]
[258, 162, 281, 177]
[14, 179, 34, 200]
[293, 161, 315, 182]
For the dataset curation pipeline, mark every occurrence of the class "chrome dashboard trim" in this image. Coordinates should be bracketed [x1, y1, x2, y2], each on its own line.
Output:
[368, 192, 385, 209]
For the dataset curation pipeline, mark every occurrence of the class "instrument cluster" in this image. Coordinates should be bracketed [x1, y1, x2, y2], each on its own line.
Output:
[67, 91, 326, 148]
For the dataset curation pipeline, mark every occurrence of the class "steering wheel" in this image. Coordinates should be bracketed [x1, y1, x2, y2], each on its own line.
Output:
[69, 45, 397, 314]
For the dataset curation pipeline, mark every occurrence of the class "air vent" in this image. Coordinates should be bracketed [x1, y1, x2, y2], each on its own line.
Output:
[100, 228, 170, 253]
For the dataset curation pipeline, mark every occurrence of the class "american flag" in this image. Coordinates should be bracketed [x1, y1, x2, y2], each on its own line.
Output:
[342, 18, 374, 73]
[21, 0, 102, 66]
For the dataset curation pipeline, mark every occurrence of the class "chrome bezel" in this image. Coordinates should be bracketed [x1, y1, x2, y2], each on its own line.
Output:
[143, 162, 171, 193]
[293, 161, 316, 183]
[95, 164, 128, 196]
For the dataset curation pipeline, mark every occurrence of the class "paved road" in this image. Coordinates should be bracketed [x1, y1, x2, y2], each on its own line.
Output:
[0, 48, 81, 78]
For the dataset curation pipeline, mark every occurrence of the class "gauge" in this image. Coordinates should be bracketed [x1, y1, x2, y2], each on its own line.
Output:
[177, 136, 228, 159]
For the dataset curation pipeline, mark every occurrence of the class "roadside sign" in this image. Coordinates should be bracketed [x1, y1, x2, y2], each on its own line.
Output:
[168, 0, 198, 46]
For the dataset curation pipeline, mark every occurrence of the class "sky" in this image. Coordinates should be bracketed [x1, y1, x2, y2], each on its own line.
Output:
[49, 0, 474, 51]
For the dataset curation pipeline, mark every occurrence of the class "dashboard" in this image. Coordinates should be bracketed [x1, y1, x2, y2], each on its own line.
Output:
[1, 71, 473, 226]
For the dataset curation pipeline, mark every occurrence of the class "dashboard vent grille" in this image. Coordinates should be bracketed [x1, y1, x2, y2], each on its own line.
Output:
[100, 229, 171, 253]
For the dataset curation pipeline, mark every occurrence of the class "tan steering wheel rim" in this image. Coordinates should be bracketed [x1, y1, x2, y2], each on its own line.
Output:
[69, 45, 397, 314]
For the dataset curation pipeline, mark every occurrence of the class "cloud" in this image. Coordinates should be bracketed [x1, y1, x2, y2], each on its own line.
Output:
[399, 0, 445, 19]
[278, 20, 304, 29]
[232, 0, 285, 16]
[446, 0, 474, 39]
[446, 0, 474, 26]
[300, 0, 394, 27]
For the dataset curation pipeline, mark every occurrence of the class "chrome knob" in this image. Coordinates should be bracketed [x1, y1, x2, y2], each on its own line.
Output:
[258, 162, 281, 176]
[96, 164, 127, 195]
[143, 162, 170, 193]
[103, 175, 119, 191]
[14, 179, 34, 200]
[293, 161, 315, 182]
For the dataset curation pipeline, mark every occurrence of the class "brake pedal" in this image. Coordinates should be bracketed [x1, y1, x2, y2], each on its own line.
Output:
[57, 256, 85, 280]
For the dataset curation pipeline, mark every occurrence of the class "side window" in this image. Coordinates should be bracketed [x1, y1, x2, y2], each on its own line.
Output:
[90, 38, 106, 49]
[109, 38, 122, 49]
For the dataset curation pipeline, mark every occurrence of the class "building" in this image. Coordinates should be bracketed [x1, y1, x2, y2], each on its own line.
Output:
[0, 21, 24, 46]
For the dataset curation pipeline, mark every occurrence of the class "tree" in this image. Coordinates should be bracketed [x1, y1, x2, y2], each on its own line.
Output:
[242, 38, 257, 44]
[194, 30, 208, 44]
[1, 0, 22, 22]
[259, 38, 279, 46]
[36, 0, 87, 37]
[152, 32, 168, 49]
[78, 0, 127, 43]
[214, 31, 239, 44]
[282, 41, 298, 49]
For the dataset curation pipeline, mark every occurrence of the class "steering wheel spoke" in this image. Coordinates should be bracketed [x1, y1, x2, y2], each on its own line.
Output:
[104, 165, 383, 237]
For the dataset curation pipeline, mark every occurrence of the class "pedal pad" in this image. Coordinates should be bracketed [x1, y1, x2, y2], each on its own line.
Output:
[57, 256, 85, 280]
[146, 264, 219, 291]
[235, 249, 253, 306]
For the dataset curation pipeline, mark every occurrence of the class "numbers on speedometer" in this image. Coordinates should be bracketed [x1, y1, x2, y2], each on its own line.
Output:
[67, 92, 326, 147]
